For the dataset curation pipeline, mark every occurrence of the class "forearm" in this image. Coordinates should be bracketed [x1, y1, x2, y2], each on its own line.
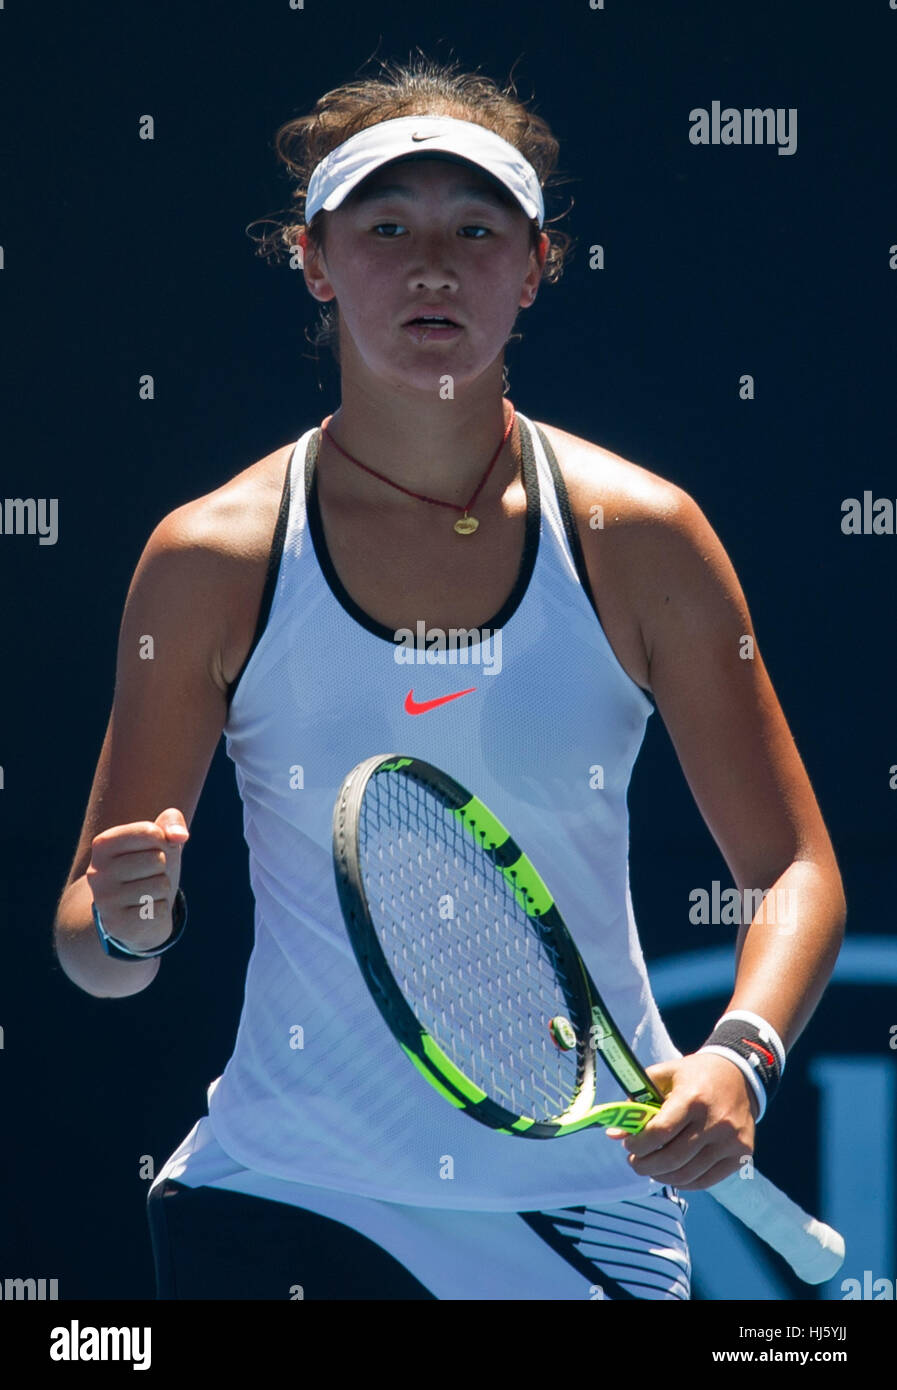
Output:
[725, 856, 846, 1051]
[53, 875, 161, 999]
[626, 858, 845, 1187]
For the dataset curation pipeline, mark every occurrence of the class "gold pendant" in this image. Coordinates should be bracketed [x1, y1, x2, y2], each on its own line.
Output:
[454, 513, 479, 535]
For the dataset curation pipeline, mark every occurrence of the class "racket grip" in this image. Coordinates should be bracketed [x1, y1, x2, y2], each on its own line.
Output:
[707, 1168, 845, 1285]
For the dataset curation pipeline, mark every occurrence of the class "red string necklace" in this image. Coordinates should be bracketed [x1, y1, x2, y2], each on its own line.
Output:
[319, 401, 516, 536]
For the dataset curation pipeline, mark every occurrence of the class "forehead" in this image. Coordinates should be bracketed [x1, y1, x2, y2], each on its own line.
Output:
[345, 152, 518, 210]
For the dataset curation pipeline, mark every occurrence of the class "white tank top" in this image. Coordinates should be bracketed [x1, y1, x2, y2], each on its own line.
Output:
[209, 410, 682, 1209]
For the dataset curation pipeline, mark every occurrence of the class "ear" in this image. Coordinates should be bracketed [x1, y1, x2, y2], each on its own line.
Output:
[301, 232, 337, 305]
[521, 231, 549, 307]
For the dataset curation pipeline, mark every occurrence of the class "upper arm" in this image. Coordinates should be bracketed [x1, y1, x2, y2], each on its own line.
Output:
[625, 486, 840, 892]
[62, 506, 233, 888]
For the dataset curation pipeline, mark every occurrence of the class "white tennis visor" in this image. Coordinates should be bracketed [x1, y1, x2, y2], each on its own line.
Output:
[304, 114, 545, 228]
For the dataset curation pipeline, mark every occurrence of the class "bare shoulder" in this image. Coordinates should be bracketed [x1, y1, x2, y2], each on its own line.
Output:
[533, 421, 734, 692]
[534, 420, 692, 528]
[137, 442, 294, 692]
[149, 442, 292, 560]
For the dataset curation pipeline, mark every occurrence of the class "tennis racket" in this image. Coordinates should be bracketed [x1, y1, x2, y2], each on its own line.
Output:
[332, 752, 845, 1286]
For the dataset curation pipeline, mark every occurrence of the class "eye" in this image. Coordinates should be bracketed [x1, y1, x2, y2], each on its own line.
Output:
[371, 223, 493, 239]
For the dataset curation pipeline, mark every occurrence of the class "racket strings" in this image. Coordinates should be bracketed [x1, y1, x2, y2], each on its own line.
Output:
[360, 772, 588, 1121]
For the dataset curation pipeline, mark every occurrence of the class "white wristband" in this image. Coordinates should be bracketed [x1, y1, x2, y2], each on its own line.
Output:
[699, 1044, 768, 1121]
[698, 1010, 787, 1123]
[714, 1010, 786, 1076]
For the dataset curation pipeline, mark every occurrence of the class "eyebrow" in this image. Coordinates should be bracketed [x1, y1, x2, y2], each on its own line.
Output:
[349, 181, 513, 209]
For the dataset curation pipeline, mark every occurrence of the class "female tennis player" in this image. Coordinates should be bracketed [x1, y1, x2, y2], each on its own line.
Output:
[53, 55, 845, 1300]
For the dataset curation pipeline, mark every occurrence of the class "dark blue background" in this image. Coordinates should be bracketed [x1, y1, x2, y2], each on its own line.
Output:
[1, 0, 894, 1302]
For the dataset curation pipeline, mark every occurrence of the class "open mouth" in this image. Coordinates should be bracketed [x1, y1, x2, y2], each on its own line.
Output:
[403, 315, 463, 342]
[404, 314, 460, 327]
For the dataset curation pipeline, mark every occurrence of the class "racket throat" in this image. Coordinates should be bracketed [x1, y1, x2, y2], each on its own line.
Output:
[589, 1006, 664, 1106]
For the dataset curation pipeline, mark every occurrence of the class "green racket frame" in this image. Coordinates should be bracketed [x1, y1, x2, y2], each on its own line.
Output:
[333, 754, 664, 1139]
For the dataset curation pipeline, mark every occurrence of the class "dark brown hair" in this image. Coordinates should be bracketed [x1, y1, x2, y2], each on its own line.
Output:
[246, 51, 575, 364]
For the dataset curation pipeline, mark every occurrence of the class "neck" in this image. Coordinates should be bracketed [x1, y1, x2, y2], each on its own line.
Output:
[320, 368, 517, 505]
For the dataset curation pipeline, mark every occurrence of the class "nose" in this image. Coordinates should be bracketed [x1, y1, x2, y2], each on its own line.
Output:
[409, 264, 459, 293]
[405, 228, 462, 291]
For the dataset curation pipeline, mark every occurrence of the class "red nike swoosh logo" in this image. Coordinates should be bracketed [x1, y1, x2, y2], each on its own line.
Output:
[741, 1039, 776, 1067]
[404, 687, 476, 715]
